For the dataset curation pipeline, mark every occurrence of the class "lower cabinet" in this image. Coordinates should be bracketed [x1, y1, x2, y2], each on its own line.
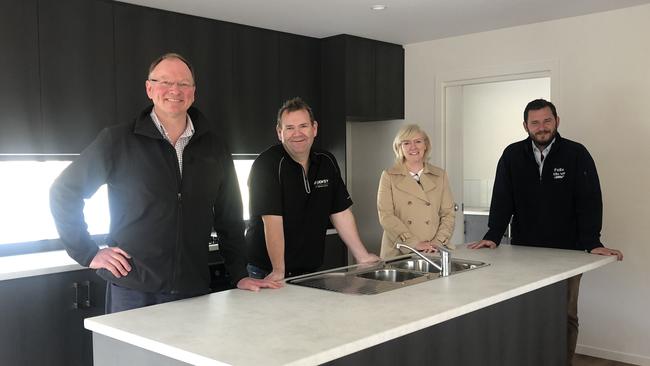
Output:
[0, 269, 106, 366]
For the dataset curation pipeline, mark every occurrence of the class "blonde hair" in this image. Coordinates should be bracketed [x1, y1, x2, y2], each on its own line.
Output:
[392, 124, 431, 164]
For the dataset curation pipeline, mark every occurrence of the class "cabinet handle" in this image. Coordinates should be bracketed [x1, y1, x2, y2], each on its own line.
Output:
[83, 280, 91, 308]
[72, 281, 92, 309]
[72, 282, 80, 309]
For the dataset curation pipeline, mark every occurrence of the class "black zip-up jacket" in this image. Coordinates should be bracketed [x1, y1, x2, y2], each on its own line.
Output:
[483, 134, 604, 252]
[50, 106, 248, 293]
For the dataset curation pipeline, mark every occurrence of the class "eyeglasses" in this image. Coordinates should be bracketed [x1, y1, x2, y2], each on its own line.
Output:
[148, 79, 195, 90]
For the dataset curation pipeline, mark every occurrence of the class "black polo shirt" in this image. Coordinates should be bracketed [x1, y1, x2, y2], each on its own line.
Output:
[246, 144, 352, 274]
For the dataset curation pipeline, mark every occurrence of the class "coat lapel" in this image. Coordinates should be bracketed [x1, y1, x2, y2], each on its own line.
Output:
[391, 164, 430, 203]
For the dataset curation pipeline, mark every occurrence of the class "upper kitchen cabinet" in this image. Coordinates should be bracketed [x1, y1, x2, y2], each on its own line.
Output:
[278, 33, 321, 119]
[0, 0, 41, 154]
[38, 0, 115, 154]
[231, 25, 280, 154]
[374, 42, 405, 120]
[113, 4, 234, 135]
[322, 35, 404, 122]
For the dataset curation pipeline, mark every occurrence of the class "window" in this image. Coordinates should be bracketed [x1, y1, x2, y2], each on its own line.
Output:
[0, 160, 109, 246]
[0, 155, 257, 251]
[233, 157, 256, 221]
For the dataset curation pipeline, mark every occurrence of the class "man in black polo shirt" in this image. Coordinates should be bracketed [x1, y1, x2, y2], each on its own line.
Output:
[246, 97, 380, 280]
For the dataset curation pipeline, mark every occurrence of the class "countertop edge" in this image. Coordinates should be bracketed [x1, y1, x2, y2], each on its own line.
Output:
[84, 252, 616, 366]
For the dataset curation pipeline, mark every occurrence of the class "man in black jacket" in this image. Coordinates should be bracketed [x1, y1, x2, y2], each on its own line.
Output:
[50, 53, 280, 313]
[469, 99, 623, 365]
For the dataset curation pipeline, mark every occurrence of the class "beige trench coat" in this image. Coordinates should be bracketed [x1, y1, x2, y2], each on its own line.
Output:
[377, 163, 456, 258]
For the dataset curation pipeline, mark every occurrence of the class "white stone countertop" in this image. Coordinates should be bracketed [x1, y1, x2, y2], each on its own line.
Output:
[84, 245, 617, 366]
[0, 249, 84, 281]
[463, 207, 490, 216]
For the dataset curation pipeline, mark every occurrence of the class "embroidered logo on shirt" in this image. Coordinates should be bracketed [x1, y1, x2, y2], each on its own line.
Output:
[314, 179, 329, 188]
[553, 168, 566, 180]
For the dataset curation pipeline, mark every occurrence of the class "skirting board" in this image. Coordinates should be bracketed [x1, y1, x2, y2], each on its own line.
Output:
[576, 344, 649, 366]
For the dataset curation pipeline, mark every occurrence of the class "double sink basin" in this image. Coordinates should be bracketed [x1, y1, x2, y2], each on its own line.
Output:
[286, 254, 489, 295]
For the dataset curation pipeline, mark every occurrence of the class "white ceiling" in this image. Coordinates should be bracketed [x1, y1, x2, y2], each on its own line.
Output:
[116, 0, 650, 44]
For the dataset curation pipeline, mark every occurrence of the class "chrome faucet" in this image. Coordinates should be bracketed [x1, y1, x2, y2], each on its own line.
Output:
[396, 243, 451, 277]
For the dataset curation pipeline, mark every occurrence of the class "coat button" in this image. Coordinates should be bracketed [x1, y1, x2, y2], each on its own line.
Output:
[407, 201, 412, 205]
[407, 220, 412, 225]
[425, 220, 430, 225]
[425, 202, 431, 206]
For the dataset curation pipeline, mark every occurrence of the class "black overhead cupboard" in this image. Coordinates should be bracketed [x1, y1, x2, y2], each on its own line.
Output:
[0, 0, 403, 365]
[0, 0, 403, 157]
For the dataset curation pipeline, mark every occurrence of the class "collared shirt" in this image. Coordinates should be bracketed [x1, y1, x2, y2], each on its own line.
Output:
[409, 168, 424, 182]
[246, 144, 352, 274]
[532, 138, 555, 176]
[409, 168, 424, 187]
[150, 111, 195, 176]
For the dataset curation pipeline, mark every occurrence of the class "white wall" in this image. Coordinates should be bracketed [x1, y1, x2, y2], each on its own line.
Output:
[404, 4, 650, 364]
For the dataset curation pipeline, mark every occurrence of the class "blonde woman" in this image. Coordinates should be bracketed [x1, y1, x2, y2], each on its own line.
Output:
[377, 124, 456, 258]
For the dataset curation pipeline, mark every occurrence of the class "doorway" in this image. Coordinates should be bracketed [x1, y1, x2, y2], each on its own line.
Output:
[444, 76, 551, 244]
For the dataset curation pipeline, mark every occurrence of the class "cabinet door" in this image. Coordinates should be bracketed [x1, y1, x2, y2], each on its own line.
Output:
[375, 43, 404, 120]
[0, 0, 41, 154]
[232, 26, 280, 154]
[278, 33, 321, 118]
[114, 4, 234, 136]
[345, 36, 375, 121]
[38, 0, 115, 154]
[0, 269, 106, 366]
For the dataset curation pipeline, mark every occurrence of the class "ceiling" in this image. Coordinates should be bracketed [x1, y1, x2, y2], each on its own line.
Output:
[116, 0, 650, 45]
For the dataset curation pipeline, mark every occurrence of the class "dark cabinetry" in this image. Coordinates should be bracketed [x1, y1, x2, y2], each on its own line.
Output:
[278, 33, 321, 119]
[38, 0, 115, 153]
[0, 270, 106, 366]
[0, 0, 40, 154]
[323, 35, 404, 122]
[374, 42, 405, 120]
[319, 35, 404, 175]
[0, 2, 400, 159]
[231, 26, 280, 153]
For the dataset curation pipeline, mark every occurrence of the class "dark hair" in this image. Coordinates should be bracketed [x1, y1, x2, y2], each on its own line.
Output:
[148, 53, 195, 83]
[276, 97, 315, 127]
[524, 99, 557, 122]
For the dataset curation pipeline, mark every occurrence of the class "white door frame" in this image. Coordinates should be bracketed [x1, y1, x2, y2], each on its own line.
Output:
[434, 60, 559, 244]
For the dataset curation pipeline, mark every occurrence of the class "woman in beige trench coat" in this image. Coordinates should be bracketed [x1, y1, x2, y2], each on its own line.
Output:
[377, 124, 456, 258]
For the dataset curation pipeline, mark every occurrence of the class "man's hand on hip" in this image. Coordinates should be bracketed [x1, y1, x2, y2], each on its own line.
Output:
[89, 247, 132, 278]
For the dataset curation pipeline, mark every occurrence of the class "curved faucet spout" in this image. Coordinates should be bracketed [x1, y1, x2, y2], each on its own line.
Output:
[395, 242, 451, 277]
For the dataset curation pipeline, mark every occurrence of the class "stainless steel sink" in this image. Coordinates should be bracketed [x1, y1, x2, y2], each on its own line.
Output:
[356, 268, 424, 282]
[286, 254, 489, 295]
[388, 258, 485, 274]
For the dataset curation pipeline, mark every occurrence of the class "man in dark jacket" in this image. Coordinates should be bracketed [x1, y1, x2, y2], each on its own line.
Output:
[469, 99, 623, 365]
[50, 53, 280, 313]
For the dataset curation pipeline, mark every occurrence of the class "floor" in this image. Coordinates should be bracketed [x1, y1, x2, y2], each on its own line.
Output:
[574, 354, 638, 366]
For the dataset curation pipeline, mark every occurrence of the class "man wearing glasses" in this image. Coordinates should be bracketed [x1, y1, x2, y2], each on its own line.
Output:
[50, 53, 281, 313]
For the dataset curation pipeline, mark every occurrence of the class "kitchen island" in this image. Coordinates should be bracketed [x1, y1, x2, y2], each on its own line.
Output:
[85, 245, 616, 365]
